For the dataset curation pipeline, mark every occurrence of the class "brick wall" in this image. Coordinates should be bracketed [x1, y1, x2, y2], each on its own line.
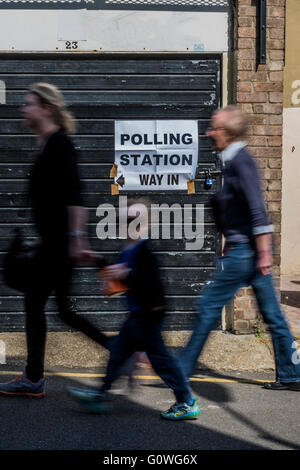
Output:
[232, 0, 285, 334]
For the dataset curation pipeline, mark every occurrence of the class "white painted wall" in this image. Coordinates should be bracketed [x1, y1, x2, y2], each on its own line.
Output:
[281, 108, 300, 275]
[0, 9, 228, 52]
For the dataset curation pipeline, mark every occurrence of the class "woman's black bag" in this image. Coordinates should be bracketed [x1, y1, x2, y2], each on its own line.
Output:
[3, 228, 39, 293]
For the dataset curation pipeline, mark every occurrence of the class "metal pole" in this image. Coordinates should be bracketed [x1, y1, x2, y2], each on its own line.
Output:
[259, 0, 267, 64]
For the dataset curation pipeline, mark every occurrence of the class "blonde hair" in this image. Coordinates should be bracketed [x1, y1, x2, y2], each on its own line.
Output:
[214, 105, 250, 140]
[28, 82, 76, 134]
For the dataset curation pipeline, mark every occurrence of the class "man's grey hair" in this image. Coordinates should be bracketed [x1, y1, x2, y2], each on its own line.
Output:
[214, 105, 250, 139]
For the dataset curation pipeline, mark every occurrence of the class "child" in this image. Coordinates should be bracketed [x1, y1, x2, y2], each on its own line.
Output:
[68, 199, 200, 420]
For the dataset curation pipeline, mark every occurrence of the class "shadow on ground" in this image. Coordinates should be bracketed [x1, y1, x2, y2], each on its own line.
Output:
[0, 360, 298, 451]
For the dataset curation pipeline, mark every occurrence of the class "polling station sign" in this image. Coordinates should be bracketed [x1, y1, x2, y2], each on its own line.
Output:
[114, 120, 198, 191]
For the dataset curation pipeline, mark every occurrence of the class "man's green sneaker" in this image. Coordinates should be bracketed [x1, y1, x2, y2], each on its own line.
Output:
[160, 399, 201, 421]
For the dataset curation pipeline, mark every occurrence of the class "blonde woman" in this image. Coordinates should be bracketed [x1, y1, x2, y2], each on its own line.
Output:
[0, 83, 110, 397]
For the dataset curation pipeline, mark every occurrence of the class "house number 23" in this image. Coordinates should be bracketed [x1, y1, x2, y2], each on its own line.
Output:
[65, 41, 78, 50]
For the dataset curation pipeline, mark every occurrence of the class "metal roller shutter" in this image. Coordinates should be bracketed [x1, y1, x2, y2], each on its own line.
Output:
[0, 53, 222, 332]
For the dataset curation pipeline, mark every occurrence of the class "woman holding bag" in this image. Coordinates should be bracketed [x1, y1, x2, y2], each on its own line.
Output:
[0, 83, 110, 397]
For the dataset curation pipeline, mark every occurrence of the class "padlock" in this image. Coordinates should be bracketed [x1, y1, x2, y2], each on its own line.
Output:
[204, 171, 213, 189]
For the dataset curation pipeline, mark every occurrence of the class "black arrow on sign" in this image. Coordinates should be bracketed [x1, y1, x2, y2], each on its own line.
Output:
[116, 175, 125, 187]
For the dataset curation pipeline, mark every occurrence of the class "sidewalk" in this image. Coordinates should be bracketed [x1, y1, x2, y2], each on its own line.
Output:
[281, 275, 300, 339]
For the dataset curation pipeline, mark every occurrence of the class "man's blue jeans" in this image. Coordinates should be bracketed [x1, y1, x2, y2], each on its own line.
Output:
[180, 243, 300, 383]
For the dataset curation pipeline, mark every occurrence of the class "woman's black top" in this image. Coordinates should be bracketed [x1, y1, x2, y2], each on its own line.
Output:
[28, 129, 83, 248]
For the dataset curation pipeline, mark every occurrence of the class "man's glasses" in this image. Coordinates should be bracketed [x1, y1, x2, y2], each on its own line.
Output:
[206, 126, 224, 132]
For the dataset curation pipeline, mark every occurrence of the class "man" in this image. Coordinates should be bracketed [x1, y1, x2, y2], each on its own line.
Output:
[180, 106, 300, 391]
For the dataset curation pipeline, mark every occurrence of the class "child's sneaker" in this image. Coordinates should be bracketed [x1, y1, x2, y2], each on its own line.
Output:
[67, 386, 113, 413]
[160, 399, 201, 420]
[0, 374, 46, 398]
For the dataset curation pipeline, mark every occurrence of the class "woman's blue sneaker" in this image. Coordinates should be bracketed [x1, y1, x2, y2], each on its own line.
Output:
[0, 374, 46, 398]
[160, 399, 201, 420]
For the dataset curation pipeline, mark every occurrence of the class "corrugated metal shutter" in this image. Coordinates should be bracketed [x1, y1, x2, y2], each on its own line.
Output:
[0, 53, 222, 332]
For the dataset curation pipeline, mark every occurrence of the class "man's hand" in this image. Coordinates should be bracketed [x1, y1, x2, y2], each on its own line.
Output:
[255, 233, 273, 275]
[257, 250, 273, 276]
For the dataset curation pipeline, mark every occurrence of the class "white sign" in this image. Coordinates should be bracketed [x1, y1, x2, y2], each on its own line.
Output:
[0, 11, 228, 52]
[114, 120, 198, 191]
[57, 10, 87, 41]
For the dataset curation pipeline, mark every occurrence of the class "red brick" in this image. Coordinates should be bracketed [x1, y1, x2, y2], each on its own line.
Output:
[256, 72, 269, 81]
[268, 180, 281, 190]
[269, 61, 284, 72]
[267, 0, 285, 6]
[253, 103, 282, 114]
[248, 136, 268, 146]
[272, 233, 281, 245]
[235, 299, 251, 310]
[268, 136, 282, 146]
[251, 147, 282, 158]
[234, 320, 251, 334]
[269, 92, 283, 103]
[267, 18, 285, 28]
[238, 92, 268, 103]
[237, 81, 252, 92]
[254, 159, 267, 169]
[268, 114, 282, 125]
[254, 82, 283, 92]
[244, 309, 259, 320]
[238, 17, 254, 27]
[252, 114, 268, 125]
[253, 126, 267, 136]
[238, 49, 256, 60]
[269, 50, 284, 60]
[260, 126, 282, 137]
[238, 71, 267, 81]
[257, 63, 268, 73]
[237, 60, 255, 71]
[273, 254, 281, 265]
[267, 39, 285, 50]
[269, 28, 285, 40]
[267, 6, 285, 18]
[238, 27, 256, 38]
[265, 189, 281, 199]
[238, 5, 256, 16]
[267, 126, 282, 136]
[268, 202, 281, 212]
[263, 169, 282, 180]
[239, 103, 253, 114]
[269, 213, 281, 224]
[238, 38, 255, 49]
[269, 71, 283, 82]
[235, 310, 245, 320]
[273, 244, 281, 255]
